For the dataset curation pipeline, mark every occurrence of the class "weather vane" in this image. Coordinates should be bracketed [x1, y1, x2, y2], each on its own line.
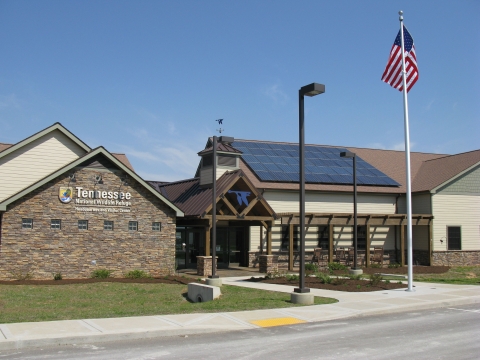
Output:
[215, 119, 224, 134]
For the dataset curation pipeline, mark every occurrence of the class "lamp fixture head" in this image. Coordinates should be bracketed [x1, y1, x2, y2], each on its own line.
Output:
[340, 151, 355, 158]
[300, 83, 325, 97]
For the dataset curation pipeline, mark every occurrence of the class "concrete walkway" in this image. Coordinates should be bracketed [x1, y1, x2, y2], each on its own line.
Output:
[1, 277, 479, 351]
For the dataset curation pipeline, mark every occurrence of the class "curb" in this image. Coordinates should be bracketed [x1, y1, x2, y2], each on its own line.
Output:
[1, 296, 478, 351]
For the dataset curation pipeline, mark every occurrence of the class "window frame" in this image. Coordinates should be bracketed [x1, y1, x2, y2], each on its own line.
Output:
[22, 218, 33, 229]
[50, 219, 61, 230]
[78, 220, 88, 230]
[104, 220, 114, 231]
[447, 226, 462, 250]
[152, 222, 161, 231]
[128, 221, 138, 231]
[317, 226, 329, 249]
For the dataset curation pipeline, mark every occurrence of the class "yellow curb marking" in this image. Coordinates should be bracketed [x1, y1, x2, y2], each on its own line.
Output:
[250, 317, 307, 328]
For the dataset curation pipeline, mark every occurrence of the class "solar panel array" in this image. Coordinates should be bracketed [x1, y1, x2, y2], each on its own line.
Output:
[232, 141, 399, 186]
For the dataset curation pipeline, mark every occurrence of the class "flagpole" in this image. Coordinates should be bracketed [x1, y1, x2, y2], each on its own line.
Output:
[398, 10, 414, 292]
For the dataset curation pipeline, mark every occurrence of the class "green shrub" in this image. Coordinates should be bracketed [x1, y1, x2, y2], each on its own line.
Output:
[53, 272, 63, 281]
[328, 262, 348, 271]
[348, 274, 362, 280]
[10, 271, 33, 281]
[332, 277, 347, 285]
[91, 269, 113, 279]
[385, 280, 391, 284]
[388, 263, 401, 268]
[315, 272, 332, 284]
[370, 263, 382, 268]
[266, 269, 285, 279]
[124, 269, 151, 279]
[305, 263, 318, 272]
[356, 285, 361, 289]
[369, 273, 383, 286]
[285, 274, 299, 281]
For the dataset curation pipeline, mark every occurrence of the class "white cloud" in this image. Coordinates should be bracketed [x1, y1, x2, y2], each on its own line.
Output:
[264, 83, 288, 103]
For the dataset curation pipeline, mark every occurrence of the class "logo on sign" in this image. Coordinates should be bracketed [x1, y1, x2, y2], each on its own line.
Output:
[59, 187, 73, 203]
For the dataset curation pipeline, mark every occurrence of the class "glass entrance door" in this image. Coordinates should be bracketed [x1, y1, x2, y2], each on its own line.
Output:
[175, 227, 204, 269]
[214, 227, 247, 268]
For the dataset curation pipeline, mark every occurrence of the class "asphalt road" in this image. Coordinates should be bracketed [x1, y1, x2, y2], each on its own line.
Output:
[1, 304, 479, 360]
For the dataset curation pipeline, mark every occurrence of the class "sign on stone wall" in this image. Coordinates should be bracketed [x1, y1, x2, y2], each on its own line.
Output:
[59, 186, 133, 213]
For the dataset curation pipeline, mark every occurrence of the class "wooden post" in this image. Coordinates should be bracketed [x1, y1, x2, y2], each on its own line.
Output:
[266, 222, 272, 255]
[328, 223, 334, 263]
[365, 222, 371, 267]
[428, 220, 433, 266]
[400, 223, 405, 266]
[205, 223, 211, 256]
[259, 226, 264, 254]
[289, 224, 294, 271]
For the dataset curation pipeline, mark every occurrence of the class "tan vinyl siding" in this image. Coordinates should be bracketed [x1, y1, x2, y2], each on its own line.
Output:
[412, 193, 432, 214]
[264, 190, 396, 214]
[0, 130, 86, 202]
[432, 194, 480, 251]
[436, 165, 480, 195]
[256, 224, 396, 252]
[413, 225, 430, 250]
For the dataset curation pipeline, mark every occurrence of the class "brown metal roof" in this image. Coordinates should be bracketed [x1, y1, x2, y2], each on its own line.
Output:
[412, 149, 480, 192]
[0, 143, 13, 153]
[151, 172, 242, 216]
[198, 143, 242, 155]
[111, 153, 135, 171]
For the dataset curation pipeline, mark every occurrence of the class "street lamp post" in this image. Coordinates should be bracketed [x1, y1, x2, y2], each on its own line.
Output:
[294, 83, 325, 294]
[340, 151, 362, 275]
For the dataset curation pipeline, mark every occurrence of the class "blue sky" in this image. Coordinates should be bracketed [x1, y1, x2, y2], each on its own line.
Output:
[1, 1, 479, 181]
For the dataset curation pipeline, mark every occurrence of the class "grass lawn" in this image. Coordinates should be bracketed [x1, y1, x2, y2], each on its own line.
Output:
[0, 283, 337, 324]
[413, 266, 480, 285]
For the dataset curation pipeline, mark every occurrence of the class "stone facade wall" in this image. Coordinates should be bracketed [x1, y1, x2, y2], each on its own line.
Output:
[432, 251, 480, 266]
[0, 166, 177, 280]
[258, 255, 278, 273]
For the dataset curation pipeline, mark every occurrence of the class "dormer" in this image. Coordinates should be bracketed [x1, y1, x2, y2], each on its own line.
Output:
[198, 136, 242, 187]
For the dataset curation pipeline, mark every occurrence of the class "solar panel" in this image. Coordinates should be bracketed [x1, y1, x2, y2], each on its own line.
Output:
[233, 140, 399, 187]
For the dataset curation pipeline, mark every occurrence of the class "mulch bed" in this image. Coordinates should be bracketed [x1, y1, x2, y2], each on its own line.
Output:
[0, 276, 198, 286]
[246, 276, 407, 292]
[245, 267, 451, 292]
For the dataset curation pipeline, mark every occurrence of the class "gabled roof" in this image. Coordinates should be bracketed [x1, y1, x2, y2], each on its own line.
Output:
[0, 147, 184, 216]
[151, 170, 275, 218]
[412, 149, 480, 192]
[0, 122, 91, 160]
[0, 143, 12, 152]
[198, 143, 242, 155]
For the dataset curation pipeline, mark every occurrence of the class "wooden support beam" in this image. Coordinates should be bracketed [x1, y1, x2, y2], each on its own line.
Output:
[400, 223, 405, 266]
[365, 219, 371, 267]
[239, 197, 259, 217]
[289, 224, 294, 271]
[221, 196, 239, 216]
[266, 222, 272, 255]
[328, 223, 334, 264]
[428, 220, 433, 266]
[259, 225, 264, 254]
[205, 222, 211, 256]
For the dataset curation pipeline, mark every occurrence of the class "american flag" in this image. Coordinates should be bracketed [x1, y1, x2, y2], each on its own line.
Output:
[381, 25, 418, 92]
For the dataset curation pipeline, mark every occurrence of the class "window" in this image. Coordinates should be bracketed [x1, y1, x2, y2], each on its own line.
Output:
[104, 221, 114, 231]
[281, 225, 299, 251]
[317, 226, 329, 249]
[447, 226, 461, 250]
[51, 219, 61, 230]
[128, 221, 138, 231]
[356, 226, 366, 250]
[152, 222, 161, 231]
[78, 220, 88, 230]
[22, 218, 33, 229]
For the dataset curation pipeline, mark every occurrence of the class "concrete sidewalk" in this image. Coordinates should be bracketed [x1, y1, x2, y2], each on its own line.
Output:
[1, 278, 479, 351]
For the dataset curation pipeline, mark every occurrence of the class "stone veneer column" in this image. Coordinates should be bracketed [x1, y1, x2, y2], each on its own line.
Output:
[259, 254, 278, 273]
[197, 256, 218, 276]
